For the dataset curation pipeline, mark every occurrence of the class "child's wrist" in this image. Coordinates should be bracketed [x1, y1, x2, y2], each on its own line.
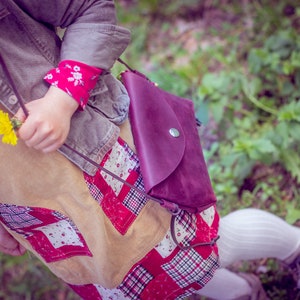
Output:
[47, 86, 79, 117]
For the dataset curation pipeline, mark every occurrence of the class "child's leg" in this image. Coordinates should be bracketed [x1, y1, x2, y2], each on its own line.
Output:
[197, 208, 300, 299]
[218, 208, 300, 266]
[0, 222, 26, 256]
[197, 268, 252, 300]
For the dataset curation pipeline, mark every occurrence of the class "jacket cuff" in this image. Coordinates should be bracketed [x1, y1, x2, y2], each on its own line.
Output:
[44, 60, 102, 109]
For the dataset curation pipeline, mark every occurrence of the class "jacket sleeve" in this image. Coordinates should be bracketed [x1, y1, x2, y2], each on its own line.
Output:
[15, 0, 131, 70]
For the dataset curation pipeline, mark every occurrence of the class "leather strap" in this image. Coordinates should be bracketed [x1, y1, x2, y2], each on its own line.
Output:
[170, 215, 220, 250]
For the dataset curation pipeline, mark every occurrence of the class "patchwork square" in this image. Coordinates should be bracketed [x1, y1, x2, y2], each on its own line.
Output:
[100, 141, 137, 196]
[122, 175, 147, 215]
[120, 265, 153, 299]
[155, 230, 177, 258]
[171, 211, 197, 247]
[35, 219, 84, 249]
[162, 249, 216, 288]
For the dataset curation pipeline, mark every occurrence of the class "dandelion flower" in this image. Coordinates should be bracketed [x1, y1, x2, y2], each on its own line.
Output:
[0, 110, 19, 145]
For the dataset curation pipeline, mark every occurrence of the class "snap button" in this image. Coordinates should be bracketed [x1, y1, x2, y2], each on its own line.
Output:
[8, 94, 18, 105]
[169, 128, 180, 138]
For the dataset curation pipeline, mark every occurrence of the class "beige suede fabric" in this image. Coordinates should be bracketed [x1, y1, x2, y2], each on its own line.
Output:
[0, 110, 171, 288]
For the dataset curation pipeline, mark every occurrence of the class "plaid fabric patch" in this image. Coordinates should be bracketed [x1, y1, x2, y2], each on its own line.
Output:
[196, 254, 220, 287]
[122, 174, 147, 215]
[119, 265, 153, 299]
[84, 179, 104, 204]
[173, 210, 197, 248]
[0, 204, 42, 231]
[162, 248, 218, 288]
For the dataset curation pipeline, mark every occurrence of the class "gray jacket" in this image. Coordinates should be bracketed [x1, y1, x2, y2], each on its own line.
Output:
[0, 0, 131, 175]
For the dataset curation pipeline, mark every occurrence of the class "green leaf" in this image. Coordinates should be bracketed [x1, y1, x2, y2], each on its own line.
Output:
[265, 32, 293, 59]
[290, 123, 300, 141]
[281, 150, 300, 183]
[195, 101, 209, 125]
[281, 80, 295, 96]
[295, 70, 300, 87]
[278, 101, 300, 122]
[248, 49, 265, 74]
[210, 102, 225, 124]
[254, 139, 277, 153]
[274, 121, 290, 147]
[285, 202, 300, 224]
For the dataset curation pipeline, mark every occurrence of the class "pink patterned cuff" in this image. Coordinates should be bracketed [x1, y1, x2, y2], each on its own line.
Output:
[44, 60, 102, 109]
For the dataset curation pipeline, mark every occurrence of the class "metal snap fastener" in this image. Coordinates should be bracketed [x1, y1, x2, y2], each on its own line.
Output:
[8, 94, 18, 104]
[169, 128, 180, 138]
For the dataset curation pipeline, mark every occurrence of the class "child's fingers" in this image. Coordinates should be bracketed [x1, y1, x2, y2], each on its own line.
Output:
[13, 106, 27, 123]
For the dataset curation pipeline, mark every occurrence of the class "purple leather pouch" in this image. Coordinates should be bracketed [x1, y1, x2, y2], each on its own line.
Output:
[120, 69, 216, 213]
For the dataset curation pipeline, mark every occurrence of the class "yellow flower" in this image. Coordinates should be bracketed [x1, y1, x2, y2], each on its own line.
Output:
[0, 110, 19, 146]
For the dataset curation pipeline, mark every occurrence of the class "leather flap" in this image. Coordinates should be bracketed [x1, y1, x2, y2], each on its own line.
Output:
[121, 70, 185, 192]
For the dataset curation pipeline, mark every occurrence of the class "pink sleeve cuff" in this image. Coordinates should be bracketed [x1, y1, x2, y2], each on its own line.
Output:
[44, 60, 102, 109]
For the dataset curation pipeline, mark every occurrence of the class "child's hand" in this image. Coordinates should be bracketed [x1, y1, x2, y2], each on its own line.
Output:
[15, 86, 79, 153]
[0, 222, 26, 256]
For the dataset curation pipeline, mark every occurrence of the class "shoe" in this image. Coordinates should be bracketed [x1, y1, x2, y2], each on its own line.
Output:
[283, 220, 300, 288]
[236, 273, 269, 300]
[285, 255, 300, 289]
[283, 249, 300, 290]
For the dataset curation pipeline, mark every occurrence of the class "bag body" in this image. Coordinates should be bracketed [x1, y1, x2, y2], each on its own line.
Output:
[120, 69, 217, 213]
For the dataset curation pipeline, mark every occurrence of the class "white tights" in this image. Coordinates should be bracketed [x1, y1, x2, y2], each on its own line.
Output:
[197, 208, 300, 299]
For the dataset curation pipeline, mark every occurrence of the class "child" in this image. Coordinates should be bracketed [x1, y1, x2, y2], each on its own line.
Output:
[0, 1, 299, 299]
